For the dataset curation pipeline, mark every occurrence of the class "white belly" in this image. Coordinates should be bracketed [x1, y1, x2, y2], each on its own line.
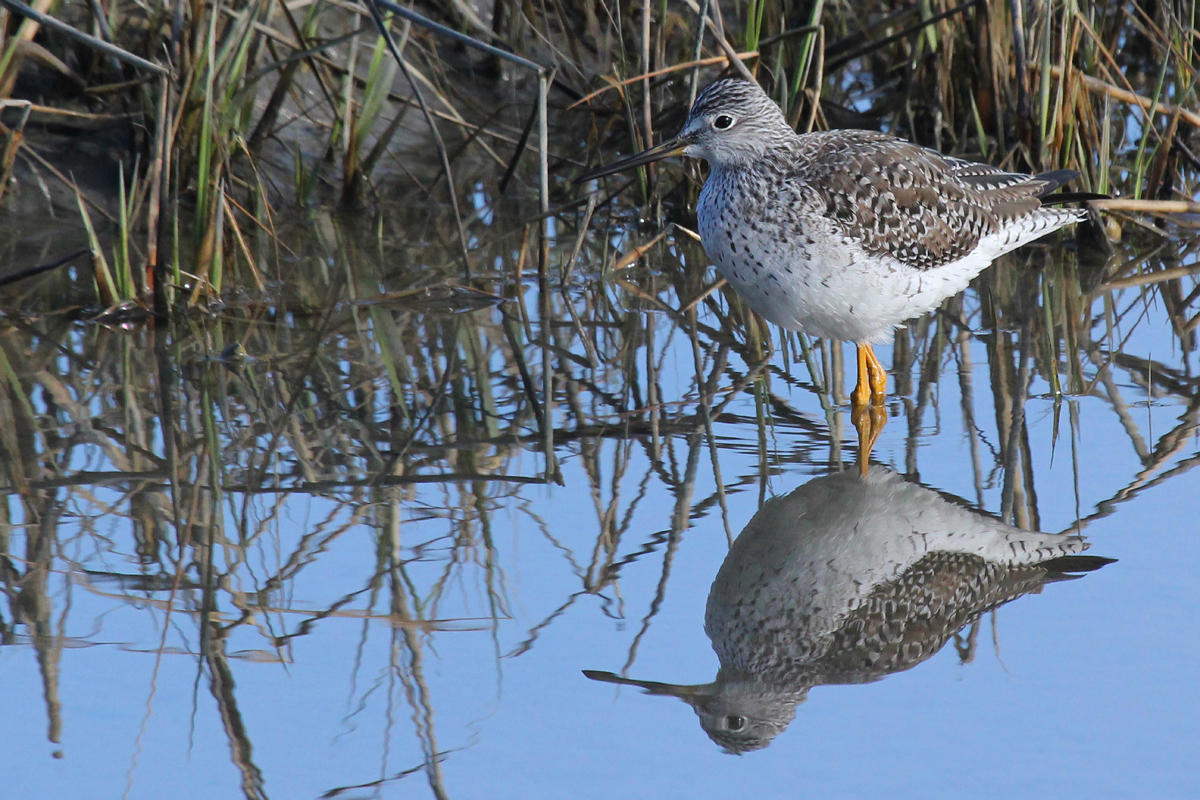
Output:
[695, 174, 1077, 344]
[698, 208, 988, 343]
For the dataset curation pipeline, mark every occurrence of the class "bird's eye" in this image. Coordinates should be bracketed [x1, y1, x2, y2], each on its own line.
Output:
[725, 715, 746, 731]
[712, 114, 735, 130]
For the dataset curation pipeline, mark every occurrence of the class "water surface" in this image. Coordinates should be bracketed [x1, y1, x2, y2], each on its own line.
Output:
[0, 204, 1197, 799]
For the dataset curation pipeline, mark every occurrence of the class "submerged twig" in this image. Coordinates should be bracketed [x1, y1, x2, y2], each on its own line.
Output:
[0, 248, 91, 288]
[0, 0, 166, 74]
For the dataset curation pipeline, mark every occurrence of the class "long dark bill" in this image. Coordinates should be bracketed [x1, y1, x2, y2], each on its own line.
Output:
[574, 136, 688, 183]
[581, 670, 709, 698]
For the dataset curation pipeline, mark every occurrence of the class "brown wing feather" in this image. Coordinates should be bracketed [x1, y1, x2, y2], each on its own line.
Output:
[792, 131, 1070, 270]
[814, 552, 1063, 680]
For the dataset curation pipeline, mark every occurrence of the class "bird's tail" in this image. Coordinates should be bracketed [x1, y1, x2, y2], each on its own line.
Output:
[1038, 554, 1118, 574]
[1034, 169, 1109, 204]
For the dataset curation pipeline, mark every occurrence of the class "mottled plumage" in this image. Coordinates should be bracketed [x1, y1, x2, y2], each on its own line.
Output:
[577, 78, 1098, 463]
[585, 468, 1112, 754]
[580, 79, 1089, 343]
[684, 80, 1086, 342]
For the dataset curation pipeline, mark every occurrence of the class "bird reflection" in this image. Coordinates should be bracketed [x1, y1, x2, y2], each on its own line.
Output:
[586, 467, 1113, 754]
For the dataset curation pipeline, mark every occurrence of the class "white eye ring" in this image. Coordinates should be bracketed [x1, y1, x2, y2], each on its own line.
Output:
[712, 114, 735, 130]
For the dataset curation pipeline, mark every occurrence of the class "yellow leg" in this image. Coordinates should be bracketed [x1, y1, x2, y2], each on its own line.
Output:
[851, 345, 871, 411]
[863, 343, 888, 406]
[851, 343, 888, 477]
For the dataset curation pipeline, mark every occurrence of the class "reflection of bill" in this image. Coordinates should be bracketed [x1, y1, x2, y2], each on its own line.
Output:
[586, 467, 1113, 754]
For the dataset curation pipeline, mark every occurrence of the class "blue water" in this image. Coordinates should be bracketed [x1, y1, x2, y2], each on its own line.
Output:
[1, 239, 1198, 799]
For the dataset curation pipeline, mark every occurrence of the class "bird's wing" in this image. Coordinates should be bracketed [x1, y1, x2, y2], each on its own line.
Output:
[793, 132, 1064, 270]
[813, 551, 1072, 682]
[943, 157, 1082, 199]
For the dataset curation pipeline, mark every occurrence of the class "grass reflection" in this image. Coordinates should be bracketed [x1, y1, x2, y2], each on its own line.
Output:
[0, 205, 1197, 793]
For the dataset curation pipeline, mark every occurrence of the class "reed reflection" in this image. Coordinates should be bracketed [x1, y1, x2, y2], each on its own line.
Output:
[587, 467, 1113, 754]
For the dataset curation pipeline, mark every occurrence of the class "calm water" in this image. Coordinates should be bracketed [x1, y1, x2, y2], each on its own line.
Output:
[1, 204, 1198, 799]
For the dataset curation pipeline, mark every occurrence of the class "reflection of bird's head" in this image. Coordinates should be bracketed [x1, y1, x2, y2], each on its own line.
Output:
[582, 670, 809, 755]
[689, 677, 809, 754]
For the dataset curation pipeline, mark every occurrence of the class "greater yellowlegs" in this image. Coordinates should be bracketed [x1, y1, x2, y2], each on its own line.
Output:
[578, 79, 1096, 465]
[585, 467, 1112, 753]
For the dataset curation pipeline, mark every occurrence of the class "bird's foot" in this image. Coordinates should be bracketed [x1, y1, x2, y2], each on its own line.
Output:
[863, 343, 888, 406]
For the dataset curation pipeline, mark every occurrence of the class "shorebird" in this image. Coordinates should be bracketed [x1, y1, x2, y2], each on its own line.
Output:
[578, 79, 1098, 466]
[585, 467, 1113, 753]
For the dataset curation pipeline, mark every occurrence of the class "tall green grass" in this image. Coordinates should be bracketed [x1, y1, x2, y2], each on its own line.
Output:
[0, 0, 1193, 312]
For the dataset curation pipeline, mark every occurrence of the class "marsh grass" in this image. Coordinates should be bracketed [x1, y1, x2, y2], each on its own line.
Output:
[0, 0, 1190, 314]
[1, 2, 1200, 784]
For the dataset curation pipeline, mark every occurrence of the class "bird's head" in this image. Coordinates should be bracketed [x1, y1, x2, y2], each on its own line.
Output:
[583, 668, 809, 755]
[675, 79, 793, 167]
[576, 79, 792, 181]
[689, 676, 809, 754]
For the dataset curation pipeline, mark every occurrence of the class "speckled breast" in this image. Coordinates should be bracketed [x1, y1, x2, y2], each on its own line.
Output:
[695, 168, 989, 343]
